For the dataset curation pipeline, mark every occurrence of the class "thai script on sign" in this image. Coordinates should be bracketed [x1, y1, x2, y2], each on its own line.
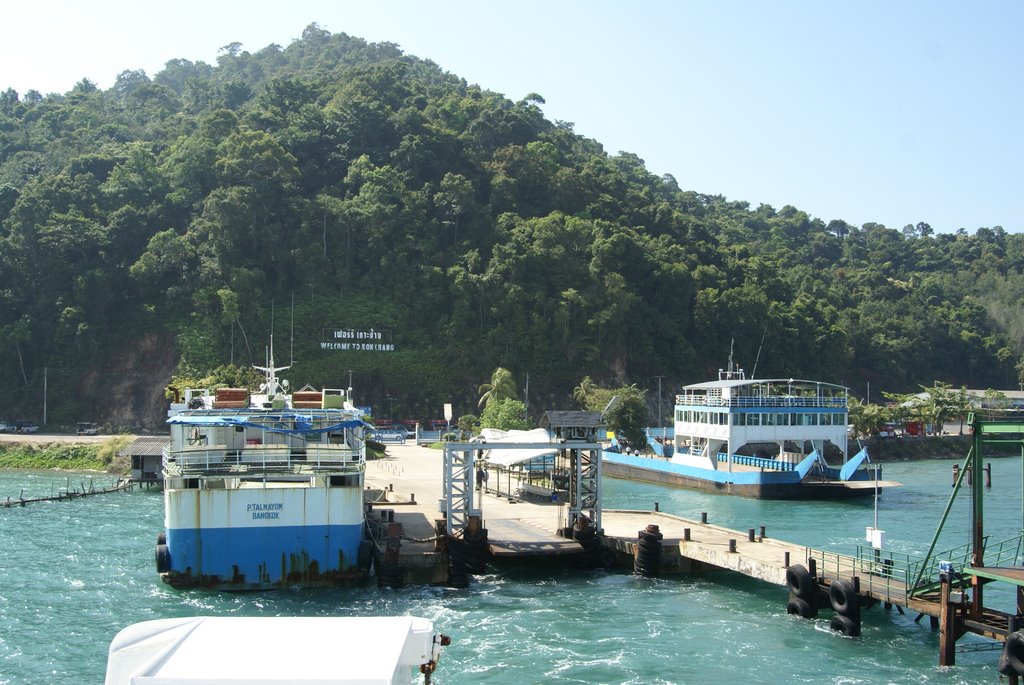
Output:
[320, 327, 395, 352]
[247, 503, 283, 520]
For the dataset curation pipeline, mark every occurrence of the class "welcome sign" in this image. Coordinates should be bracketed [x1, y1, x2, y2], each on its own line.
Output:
[320, 328, 395, 352]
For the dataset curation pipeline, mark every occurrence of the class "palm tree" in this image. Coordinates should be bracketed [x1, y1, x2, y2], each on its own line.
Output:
[953, 386, 973, 434]
[478, 367, 518, 409]
[572, 376, 596, 409]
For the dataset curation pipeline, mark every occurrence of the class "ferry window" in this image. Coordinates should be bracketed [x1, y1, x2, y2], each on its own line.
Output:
[748, 413, 760, 426]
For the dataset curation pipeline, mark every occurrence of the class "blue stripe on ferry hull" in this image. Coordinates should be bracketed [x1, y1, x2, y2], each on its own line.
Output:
[603, 451, 801, 486]
[602, 452, 875, 500]
[165, 523, 363, 588]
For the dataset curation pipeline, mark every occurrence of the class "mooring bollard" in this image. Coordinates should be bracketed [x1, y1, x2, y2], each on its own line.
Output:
[760, 525, 766, 539]
[683, 528, 691, 541]
[701, 512, 708, 524]
[784, 551, 790, 567]
[748, 528, 756, 542]
[728, 539, 737, 553]
[654, 502, 659, 512]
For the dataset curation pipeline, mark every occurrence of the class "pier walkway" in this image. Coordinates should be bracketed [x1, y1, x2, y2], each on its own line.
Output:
[363, 442, 1015, 624]
[364, 443, 813, 585]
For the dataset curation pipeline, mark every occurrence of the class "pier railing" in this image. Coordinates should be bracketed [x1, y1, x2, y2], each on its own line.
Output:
[807, 533, 1024, 604]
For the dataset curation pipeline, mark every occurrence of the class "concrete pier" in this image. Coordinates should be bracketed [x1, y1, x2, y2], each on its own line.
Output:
[363, 442, 807, 585]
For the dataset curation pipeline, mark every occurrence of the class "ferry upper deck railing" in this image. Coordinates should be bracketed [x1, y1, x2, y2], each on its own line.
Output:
[163, 444, 364, 477]
[675, 394, 847, 409]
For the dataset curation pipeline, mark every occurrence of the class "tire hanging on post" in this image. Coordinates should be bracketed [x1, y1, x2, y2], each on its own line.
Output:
[828, 579, 861, 636]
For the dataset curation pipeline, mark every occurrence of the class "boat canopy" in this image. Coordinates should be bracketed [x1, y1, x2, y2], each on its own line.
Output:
[104, 616, 443, 685]
[167, 413, 368, 436]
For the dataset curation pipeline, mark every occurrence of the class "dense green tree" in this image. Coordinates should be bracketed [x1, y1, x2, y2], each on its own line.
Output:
[0, 24, 1020, 429]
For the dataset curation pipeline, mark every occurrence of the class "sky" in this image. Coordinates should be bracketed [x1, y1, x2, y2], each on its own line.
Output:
[3, 0, 1021, 233]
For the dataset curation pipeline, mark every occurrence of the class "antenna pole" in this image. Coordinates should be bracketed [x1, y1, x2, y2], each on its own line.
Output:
[751, 326, 767, 379]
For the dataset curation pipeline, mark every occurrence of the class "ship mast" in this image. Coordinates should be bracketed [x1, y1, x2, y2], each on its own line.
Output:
[253, 335, 291, 397]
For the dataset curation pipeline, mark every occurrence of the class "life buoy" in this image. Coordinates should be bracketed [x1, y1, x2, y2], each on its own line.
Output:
[829, 579, 859, 618]
[786, 595, 817, 619]
[1003, 630, 1024, 676]
[830, 613, 860, 637]
[786, 564, 816, 601]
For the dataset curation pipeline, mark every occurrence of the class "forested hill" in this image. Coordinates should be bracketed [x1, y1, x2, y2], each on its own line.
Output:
[0, 24, 1021, 430]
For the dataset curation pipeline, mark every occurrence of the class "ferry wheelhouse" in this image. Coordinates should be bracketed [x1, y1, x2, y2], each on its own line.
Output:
[605, 367, 894, 499]
[156, 359, 370, 590]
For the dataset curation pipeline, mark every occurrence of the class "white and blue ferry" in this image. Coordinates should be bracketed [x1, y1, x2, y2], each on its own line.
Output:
[604, 365, 896, 499]
[156, 356, 371, 590]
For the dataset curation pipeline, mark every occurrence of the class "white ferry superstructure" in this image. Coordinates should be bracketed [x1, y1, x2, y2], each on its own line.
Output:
[604, 367, 898, 499]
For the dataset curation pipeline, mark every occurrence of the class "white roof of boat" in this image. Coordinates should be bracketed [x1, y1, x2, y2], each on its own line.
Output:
[683, 378, 847, 391]
[104, 616, 439, 685]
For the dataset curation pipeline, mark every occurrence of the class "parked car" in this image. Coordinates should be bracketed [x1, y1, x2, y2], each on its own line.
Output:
[0, 420, 13, 433]
[15, 420, 39, 433]
[76, 422, 99, 435]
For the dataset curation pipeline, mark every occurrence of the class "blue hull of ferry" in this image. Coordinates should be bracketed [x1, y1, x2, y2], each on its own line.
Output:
[165, 523, 365, 589]
[603, 451, 877, 500]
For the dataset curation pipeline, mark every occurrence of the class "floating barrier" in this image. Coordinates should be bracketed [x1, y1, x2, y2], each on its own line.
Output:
[2, 477, 133, 507]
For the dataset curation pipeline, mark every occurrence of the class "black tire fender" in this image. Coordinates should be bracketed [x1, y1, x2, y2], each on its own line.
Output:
[786, 595, 818, 619]
[155, 544, 171, 574]
[1004, 630, 1024, 676]
[829, 579, 858, 618]
[830, 613, 861, 637]
[786, 564, 816, 600]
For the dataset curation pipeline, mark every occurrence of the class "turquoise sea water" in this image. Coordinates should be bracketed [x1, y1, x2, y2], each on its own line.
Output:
[1, 458, 1022, 684]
